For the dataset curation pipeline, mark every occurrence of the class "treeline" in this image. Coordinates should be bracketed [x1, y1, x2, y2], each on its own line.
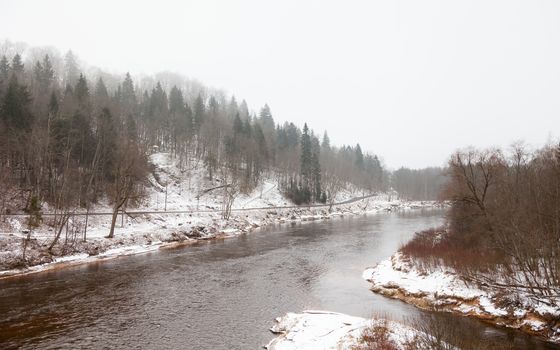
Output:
[402, 143, 560, 303]
[391, 167, 447, 201]
[0, 42, 388, 231]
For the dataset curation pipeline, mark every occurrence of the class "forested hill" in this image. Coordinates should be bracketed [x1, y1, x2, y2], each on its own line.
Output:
[0, 43, 387, 218]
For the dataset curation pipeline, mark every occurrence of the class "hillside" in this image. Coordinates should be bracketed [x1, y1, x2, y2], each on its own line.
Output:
[0, 152, 425, 277]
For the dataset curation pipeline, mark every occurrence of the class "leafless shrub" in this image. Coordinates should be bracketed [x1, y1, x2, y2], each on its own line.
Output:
[402, 144, 560, 303]
[352, 319, 399, 350]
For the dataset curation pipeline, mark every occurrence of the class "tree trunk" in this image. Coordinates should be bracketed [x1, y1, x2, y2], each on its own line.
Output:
[107, 206, 119, 238]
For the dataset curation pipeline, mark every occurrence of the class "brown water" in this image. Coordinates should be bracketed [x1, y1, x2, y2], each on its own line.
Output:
[0, 209, 558, 349]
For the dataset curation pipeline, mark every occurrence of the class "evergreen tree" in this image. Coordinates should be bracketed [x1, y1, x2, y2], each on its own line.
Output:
[98, 107, 118, 179]
[41, 55, 54, 85]
[227, 96, 238, 118]
[11, 54, 24, 76]
[311, 137, 322, 201]
[33, 61, 44, 84]
[239, 99, 249, 120]
[259, 104, 275, 132]
[149, 82, 168, 122]
[321, 131, 330, 150]
[48, 91, 59, 115]
[233, 113, 243, 135]
[1, 76, 33, 130]
[34, 55, 55, 89]
[300, 123, 313, 201]
[74, 74, 90, 113]
[63, 50, 80, 87]
[355, 143, 364, 170]
[193, 93, 205, 132]
[169, 86, 185, 115]
[94, 77, 109, 109]
[0, 55, 9, 82]
[75, 74, 89, 101]
[121, 72, 136, 112]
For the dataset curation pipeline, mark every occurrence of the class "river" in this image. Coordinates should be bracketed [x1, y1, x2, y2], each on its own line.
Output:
[0, 209, 558, 349]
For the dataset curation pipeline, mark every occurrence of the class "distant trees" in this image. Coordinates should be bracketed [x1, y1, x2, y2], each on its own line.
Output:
[391, 167, 447, 200]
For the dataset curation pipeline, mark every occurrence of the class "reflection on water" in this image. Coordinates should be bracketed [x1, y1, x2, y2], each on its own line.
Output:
[0, 209, 558, 349]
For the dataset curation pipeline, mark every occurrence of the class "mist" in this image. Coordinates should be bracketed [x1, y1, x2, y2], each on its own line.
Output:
[2, 0, 559, 168]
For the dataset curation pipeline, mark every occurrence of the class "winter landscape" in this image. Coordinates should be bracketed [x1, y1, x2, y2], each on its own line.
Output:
[1, 1, 560, 350]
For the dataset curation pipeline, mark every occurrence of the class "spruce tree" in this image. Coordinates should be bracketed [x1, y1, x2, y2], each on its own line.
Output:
[33, 61, 44, 84]
[193, 94, 205, 132]
[0, 55, 9, 81]
[258, 104, 275, 134]
[11, 54, 24, 76]
[74, 74, 90, 113]
[48, 91, 59, 115]
[94, 77, 109, 109]
[121, 72, 136, 112]
[63, 50, 80, 87]
[355, 143, 364, 170]
[300, 123, 313, 201]
[321, 131, 330, 150]
[311, 137, 322, 201]
[1, 76, 33, 130]
[41, 55, 54, 85]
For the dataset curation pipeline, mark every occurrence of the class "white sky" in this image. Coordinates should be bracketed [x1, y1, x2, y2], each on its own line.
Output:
[1, 0, 560, 169]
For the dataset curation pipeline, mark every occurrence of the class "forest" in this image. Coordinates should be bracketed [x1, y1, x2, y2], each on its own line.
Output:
[0, 42, 397, 238]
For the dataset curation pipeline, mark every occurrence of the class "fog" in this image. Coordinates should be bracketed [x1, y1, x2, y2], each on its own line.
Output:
[1, 0, 560, 168]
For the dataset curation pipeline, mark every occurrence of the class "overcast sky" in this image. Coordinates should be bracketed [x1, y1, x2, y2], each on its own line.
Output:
[1, 0, 560, 169]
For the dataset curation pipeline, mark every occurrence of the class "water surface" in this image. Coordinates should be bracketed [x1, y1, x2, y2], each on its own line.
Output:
[0, 209, 557, 349]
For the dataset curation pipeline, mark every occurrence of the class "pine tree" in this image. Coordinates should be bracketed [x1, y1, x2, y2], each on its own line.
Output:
[311, 137, 322, 201]
[121, 72, 136, 112]
[233, 113, 243, 135]
[11, 54, 24, 76]
[300, 123, 313, 201]
[34, 55, 55, 89]
[322, 131, 330, 150]
[239, 99, 249, 120]
[33, 61, 44, 84]
[193, 93, 205, 132]
[63, 50, 80, 87]
[48, 91, 59, 115]
[94, 77, 109, 103]
[0, 55, 9, 82]
[74, 74, 90, 113]
[98, 107, 118, 179]
[259, 104, 275, 132]
[169, 86, 185, 115]
[41, 55, 54, 85]
[355, 143, 364, 170]
[228, 96, 238, 118]
[1, 76, 33, 130]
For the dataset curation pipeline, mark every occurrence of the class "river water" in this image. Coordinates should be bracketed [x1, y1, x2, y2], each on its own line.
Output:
[0, 209, 558, 349]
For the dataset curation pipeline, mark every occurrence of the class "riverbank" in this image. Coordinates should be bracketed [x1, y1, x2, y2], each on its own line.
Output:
[0, 196, 438, 279]
[266, 310, 419, 350]
[363, 252, 560, 344]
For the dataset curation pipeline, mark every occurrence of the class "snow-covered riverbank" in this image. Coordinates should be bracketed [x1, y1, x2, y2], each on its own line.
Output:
[266, 310, 419, 350]
[0, 198, 426, 279]
[0, 152, 439, 279]
[363, 252, 560, 343]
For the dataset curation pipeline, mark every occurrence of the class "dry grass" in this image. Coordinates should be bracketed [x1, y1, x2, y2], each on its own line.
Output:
[352, 319, 399, 350]
[399, 226, 504, 275]
[354, 313, 516, 350]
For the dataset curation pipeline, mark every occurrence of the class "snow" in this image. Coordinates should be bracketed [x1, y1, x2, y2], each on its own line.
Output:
[266, 310, 419, 350]
[363, 252, 484, 301]
[478, 296, 507, 317]
[364, 252, 560, 343]
[0, 152, 440, 277]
